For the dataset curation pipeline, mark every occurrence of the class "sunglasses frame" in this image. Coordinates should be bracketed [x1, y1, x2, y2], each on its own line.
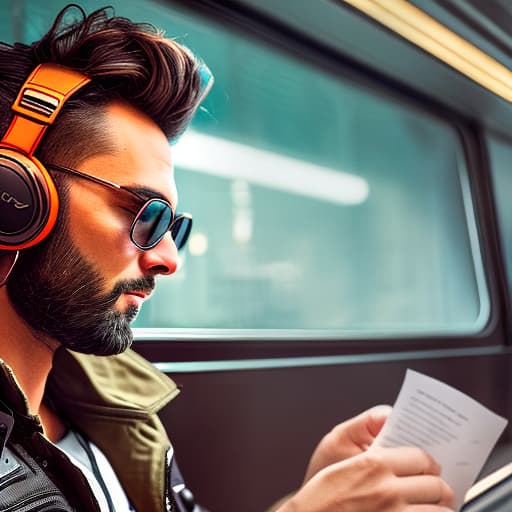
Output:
[46, 163, 192, 250]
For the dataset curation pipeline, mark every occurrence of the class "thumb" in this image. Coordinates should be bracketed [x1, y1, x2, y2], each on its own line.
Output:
[366, 404, 393, 438]
[342, 404, 393, 451]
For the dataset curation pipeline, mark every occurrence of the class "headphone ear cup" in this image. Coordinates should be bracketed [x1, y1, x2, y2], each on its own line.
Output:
[0, 148, 59, 250]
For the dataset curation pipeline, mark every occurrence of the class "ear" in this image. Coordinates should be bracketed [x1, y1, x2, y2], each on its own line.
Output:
[0, 251, 19, 287]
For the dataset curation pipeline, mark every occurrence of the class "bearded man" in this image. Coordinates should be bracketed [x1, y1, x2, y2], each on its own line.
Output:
[0, 4, 454, 512]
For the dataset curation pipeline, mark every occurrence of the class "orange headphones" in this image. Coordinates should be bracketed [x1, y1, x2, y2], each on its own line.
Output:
[0, 63, 90, 250]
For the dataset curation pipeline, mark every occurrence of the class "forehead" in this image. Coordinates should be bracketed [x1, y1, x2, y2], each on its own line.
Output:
[82, 101, 178, 206]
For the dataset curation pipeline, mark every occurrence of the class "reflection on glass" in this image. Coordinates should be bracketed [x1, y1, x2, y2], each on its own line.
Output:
[22, 0, 488, 335]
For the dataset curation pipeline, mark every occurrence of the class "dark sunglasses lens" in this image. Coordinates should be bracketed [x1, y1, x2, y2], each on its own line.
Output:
[171, 216, 192, 250]
[132, 200, 172, 248]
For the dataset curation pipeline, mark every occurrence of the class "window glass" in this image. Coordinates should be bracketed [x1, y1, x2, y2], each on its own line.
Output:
[486, 133, 512, 299]
[18, 0, 489, 334]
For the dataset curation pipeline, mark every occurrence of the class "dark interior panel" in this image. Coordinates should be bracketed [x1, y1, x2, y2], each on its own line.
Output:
[159, 351, 512, 512]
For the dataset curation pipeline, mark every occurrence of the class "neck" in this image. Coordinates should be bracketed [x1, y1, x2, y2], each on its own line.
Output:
[0, 286, 58, 416]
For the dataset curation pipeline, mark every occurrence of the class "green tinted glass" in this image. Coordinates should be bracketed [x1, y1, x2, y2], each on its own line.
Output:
[18, 0, 489, 335]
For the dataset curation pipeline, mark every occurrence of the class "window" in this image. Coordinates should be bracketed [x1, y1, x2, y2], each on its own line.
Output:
[17, 0, 489, 335]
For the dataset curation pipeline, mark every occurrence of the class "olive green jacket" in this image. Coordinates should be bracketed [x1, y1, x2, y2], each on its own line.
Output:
[0, 347, 182, 512]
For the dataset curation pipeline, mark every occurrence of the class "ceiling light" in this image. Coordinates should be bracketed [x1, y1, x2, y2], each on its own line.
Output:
[343, 0, 512, 102]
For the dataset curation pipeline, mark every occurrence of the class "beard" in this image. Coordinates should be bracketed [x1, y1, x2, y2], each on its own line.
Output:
[6, 215, 154, 356]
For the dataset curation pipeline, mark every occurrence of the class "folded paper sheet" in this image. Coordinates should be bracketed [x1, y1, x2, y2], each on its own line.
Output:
[373, 370, 508, 511]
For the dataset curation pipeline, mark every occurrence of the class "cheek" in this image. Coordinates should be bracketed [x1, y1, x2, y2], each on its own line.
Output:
[66, 191, 139, 276]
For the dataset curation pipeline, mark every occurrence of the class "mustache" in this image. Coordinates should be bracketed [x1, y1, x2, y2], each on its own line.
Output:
[64, 275, 156, 313]
[111, 275, 156, 299]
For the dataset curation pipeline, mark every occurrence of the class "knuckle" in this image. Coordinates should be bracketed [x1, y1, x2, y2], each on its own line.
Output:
[330, 480, 400, 510]
[373, 484, 401, 507]
[358, 451, 388, 474]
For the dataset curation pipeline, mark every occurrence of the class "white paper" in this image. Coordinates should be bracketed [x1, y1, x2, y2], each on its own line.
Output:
[373, 369, 508, 511]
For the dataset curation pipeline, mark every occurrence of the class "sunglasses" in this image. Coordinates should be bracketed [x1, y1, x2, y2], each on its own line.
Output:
[46, 163, 192, 251]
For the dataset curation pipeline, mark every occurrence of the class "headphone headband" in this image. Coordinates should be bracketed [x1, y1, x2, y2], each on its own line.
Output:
[1, 64, 91, 155]
[0, 63, 91, 251]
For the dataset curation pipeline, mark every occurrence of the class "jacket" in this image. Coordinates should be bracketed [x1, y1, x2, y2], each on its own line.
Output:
[0, 346, 202, 512]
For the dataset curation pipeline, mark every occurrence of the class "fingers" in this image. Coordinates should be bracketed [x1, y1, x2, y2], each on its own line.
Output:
[361, 448, 454, 509]
[340, 405, 393, 451]
[366, 404, 393, 437]
[368, 446, 441, 477]
[397, 475, 455, 507]
[289, 446, 455, 512]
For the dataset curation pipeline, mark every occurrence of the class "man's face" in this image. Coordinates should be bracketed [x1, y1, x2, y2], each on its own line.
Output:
[7, 102, 179, 355]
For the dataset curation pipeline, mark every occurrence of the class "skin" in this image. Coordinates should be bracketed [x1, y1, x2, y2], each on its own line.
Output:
[0, 101, 454, 511]
[277, 406, 455, 511]
[65, 101, 179, 297]
[0, 100, 179, 441]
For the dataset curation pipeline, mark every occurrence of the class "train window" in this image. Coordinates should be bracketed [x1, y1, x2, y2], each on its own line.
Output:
[486, 133, 512, 302]
[16, 0, 489, 336]
[0, 5, 14, 42]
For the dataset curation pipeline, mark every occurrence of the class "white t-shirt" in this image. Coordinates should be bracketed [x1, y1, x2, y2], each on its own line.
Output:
[56, 429, 134, 512]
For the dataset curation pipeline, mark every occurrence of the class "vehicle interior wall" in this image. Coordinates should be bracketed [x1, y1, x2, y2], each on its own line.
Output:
[160, 352, 512, 512]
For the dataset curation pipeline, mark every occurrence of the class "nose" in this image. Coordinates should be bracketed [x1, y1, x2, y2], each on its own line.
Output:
[139, 232, 179, 276]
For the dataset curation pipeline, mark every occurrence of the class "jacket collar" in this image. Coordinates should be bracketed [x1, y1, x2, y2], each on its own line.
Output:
[0, 347, 180, 418]
[0, 358, 31, 415]
[47, 347, 180, 418]
[0, 347, 179, 512]
[48, 347, 180, 512]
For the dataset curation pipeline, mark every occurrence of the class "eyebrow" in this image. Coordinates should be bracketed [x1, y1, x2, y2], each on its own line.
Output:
[126, 185, 176, 210]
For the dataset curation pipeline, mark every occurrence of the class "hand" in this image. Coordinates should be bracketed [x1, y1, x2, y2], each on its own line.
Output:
[279, 446, 455, 512]
[303, 405, 392, 483]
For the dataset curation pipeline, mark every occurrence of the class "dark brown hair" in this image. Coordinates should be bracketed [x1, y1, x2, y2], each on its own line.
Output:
[0, 4, 205, 166]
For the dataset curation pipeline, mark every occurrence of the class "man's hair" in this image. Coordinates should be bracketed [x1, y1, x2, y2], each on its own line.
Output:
[0, 3, 204, 167]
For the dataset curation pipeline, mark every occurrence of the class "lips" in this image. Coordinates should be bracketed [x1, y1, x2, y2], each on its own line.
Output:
[127, 291, 148, 299]
[126, 286, 153, 298]
[123, 289, 153, 307]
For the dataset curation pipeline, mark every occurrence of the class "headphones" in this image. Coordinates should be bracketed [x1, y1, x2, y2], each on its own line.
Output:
[0, 63, 90, 251]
